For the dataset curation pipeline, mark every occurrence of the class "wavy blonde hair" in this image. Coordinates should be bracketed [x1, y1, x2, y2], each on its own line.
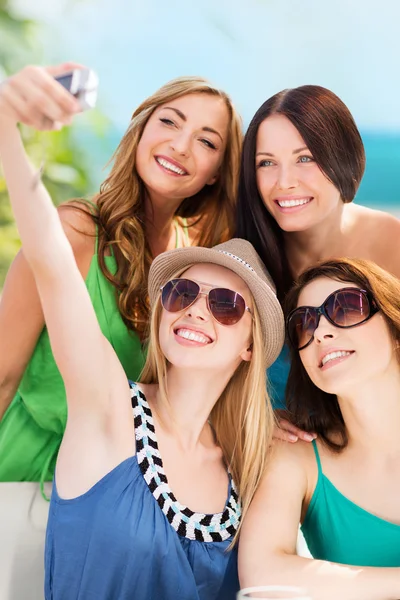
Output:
[81, 77, 242, 339]
[140, 272, 275, 544]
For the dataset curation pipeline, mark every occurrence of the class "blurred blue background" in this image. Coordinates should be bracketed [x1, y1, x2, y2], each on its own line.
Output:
[1, 0, 399, 285]
[11, 0, 400, 206]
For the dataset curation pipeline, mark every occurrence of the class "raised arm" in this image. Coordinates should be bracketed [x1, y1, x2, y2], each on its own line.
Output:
[238, 441, 400, 600]
[0, 205, 96, 420]
[0, 66, 128, 422]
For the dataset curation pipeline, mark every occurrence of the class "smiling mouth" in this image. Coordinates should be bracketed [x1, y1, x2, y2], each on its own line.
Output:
[275, 197, 313, 208]
[155, 156, 188, 176]
[174, 328, 213, 345]
[319, 350, 354, 368]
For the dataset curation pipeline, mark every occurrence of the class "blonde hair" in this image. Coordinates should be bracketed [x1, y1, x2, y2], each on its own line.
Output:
[140, 274, 275, 543]
[83, 76, 242, 339]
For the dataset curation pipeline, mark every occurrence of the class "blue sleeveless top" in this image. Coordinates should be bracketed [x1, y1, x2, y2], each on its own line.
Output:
[45, 383, 241, 599]
[267, 344, 291, 409]
[301, 440, 400, 566]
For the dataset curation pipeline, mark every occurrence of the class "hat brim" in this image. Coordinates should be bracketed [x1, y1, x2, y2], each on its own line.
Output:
[149, 246, 285, 368]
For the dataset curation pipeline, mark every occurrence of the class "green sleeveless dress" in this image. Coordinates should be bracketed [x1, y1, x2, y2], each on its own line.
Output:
[0, 221, 188, 486]
[301, 440, 400, 566]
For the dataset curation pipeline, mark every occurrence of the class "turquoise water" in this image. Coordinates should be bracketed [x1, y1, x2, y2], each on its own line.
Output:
[357, 133, 400, 211]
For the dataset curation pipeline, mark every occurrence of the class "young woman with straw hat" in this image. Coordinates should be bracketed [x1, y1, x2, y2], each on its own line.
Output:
[0, 100, 284, 597]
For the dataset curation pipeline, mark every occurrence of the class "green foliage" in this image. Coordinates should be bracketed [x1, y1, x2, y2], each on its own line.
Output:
[0, 3, 40, 73]
[0, 3, 109, 289]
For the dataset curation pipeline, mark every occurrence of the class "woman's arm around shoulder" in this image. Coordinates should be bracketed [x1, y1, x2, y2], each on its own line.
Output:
[238, 440, 400, 600]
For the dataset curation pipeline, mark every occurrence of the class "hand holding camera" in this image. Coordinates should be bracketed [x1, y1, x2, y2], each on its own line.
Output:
[0, 63, 98, 131]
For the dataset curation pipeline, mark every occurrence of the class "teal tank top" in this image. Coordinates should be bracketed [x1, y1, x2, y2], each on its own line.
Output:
[301, 440, 400, 566]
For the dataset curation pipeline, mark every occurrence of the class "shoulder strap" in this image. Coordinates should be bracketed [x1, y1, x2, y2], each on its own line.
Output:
[174, 218, 190, 248]
[83, 198, 98, 213]
[129, 380, 140, 410]
[311, 439, 323, 475]
[181, 217, 189, 246]
[173, 220, 179, 248]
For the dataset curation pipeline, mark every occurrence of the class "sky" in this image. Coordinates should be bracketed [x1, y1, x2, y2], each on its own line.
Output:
[10, 0, 400, 132]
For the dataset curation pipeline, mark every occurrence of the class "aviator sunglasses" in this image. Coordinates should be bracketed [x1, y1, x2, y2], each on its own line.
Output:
[287, 287, 379, 350]
[160, 278, 253, 326]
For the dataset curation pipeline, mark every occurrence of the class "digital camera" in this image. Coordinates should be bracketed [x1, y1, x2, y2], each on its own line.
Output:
[54, 68, 98, 111]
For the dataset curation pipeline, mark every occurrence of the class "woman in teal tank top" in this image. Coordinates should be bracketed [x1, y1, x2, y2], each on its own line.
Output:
[239, 258, 400, 600]
[0, 64, 243, 486]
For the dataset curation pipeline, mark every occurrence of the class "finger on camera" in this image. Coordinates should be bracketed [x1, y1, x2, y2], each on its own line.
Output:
[30, 88, 75, 124]
[0, 83, 33, 125]
[5, 71, 59, 124]
[44, 66, 83, 114]
[25, 65, 81, 116]
[24, 81, 78, 125]
[45, 62, 85, 77]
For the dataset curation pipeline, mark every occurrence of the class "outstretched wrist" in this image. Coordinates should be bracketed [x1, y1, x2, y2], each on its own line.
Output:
[0, 118, 20, 151]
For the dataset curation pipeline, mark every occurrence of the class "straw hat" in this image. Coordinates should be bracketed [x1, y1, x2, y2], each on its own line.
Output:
[148, 238, 285, 368]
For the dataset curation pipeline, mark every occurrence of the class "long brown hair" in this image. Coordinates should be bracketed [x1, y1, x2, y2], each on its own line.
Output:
[284, 258, 400, 452]
[77, 77, 242, 338]
[140, 272, 275, 543]
[236, 85, 366, 301]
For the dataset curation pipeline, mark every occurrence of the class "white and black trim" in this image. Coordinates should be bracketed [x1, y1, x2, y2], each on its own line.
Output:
[130, 382, 241, 542]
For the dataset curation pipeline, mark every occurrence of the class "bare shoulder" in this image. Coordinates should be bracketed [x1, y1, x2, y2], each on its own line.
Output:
[243, 439, 315, 533]
[58, 200, 97, 269]
[351, 204, 400, 276]
[270, 438, 315, 466]
[264, 439, 314, 487]
[58, 199, 97, 238]
[352, 203, 400, 236]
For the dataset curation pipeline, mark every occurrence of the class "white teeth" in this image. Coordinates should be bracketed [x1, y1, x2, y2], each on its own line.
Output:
[277, 198, 311, 208]
[156, 157, 186, 175]
[321, 351, 351, 367]
[176, 329, 211, 344]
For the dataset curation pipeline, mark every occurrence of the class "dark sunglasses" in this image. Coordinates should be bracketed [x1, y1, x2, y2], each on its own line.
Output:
[160, 278, 253, 326]
[287, 287, 379, 350]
